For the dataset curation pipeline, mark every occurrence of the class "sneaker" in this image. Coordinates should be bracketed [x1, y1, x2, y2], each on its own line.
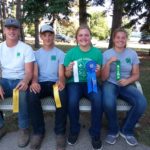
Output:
[105, 133, 119, 144]
[18, 128, 30, 147]
[120, 132, 138, 146]
[0, 126, 7, 140]
[56, 134, 66, 150]
[30, 134, 44, 150]
[67, 133, 78, 145]
[92, 137, 103, 150]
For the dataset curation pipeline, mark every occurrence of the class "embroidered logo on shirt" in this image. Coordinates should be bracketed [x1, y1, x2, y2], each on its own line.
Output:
[126, 58, 131, 64]
[17, 52, 20, 57]
[51, 55, 56, 60]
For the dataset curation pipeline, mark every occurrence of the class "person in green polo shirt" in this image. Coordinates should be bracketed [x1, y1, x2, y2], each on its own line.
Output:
[64, 25, 103, 150]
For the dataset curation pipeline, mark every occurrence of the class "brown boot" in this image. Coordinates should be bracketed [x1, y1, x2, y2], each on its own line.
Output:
[30, 135, 44, 150]
[0, 126, 7, 140]
[56, 134, 66, 150]
[18, 128, 30, 147]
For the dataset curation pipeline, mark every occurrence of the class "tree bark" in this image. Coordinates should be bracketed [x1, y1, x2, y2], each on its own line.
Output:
[79, 0, 87, 25]
[108, 0, 124, 48]
[34, 19, 40, 48]
[0, 0, 7, 40]
[16, 0, 25, 42]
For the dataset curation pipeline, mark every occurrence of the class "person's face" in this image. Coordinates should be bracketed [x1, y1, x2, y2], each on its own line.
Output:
[76, 28, 91, 47]
[40, 32, 54, 47]
[4, 26, 20, 41]
[113, 31, 127, 49]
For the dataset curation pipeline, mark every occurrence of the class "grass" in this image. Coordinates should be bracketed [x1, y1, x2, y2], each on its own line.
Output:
[2, 43, 150, 146]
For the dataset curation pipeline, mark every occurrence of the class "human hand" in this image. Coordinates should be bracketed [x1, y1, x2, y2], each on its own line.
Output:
[118, 79, 129, 86]
[96, 64, 101, 73]
[30, 82, 41, 94]
[0, 86, 5, 100]
[66, 62, 74, 72]
[108, 56, 118, 64]
[56, 80, 65, 91]
[15, 80, 28, 91]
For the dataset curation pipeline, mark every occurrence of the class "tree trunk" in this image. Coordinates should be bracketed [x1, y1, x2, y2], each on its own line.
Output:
[79, 0, 87, 25]
[108, 0, 124, 48]
[34, 19, 40, 48]
[16, 0, 25, 42]
[0, 0, 7, 40]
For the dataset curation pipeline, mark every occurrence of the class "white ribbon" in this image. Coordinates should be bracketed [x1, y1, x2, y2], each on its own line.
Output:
[73, 61, 79, 82]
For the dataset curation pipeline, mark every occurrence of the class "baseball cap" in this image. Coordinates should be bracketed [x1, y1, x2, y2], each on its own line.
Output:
[40, 24, 54, 33]
[4, 18, 20, 28]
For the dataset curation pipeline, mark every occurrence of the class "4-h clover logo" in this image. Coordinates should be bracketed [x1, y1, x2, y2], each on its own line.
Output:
[126, 58, 131, 64]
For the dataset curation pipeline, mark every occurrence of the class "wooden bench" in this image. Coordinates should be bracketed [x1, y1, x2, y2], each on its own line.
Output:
[0, 81, 143, 112]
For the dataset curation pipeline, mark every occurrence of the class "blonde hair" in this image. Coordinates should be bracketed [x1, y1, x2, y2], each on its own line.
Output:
[112, 28, 128, 48]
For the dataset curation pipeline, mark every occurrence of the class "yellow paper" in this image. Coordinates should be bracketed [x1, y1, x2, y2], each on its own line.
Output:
[13, 89, 19, 113]
[53, 84, 62, 108]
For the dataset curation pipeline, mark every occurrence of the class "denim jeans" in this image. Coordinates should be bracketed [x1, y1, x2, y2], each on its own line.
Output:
[102, 81, 147, 136]
[67, 82, 103, 138]
[28, 81, 67, 135]
[0, 78, 30, 129]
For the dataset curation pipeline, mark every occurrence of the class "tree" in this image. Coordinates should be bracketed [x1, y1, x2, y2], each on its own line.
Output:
[16, 0, 25, 42]
[90, 12, 109, 40]
[123, 0, 150, 34]
[0, 0, 8, 41]
[23, 0, 69, 48]
[109, 0, 125, 48]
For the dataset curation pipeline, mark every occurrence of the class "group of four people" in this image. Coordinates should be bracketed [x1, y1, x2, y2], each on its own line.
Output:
[0, 18, 147, 150]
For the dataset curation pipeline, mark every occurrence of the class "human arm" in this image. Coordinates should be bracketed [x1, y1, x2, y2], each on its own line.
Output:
[65, 62, 74, 78]
[118, 64, 139, 86]
[56, 64, 66, 91]
[101, 56, 117, 81]
[96, 64, 101, 77]
[15, 62, 33, 91]
[30, 63, 41, 93]
[0, 86, 5, 100]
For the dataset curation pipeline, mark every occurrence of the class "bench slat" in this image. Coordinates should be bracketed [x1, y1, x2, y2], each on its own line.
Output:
[0, 81, 142, 112]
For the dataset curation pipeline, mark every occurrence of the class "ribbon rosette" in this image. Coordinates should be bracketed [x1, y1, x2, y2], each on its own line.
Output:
[86, 60, 97, 93]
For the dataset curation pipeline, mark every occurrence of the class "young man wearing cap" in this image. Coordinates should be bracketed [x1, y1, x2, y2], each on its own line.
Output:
[0, 18, 35, 147]
[28, 24, 67, 150]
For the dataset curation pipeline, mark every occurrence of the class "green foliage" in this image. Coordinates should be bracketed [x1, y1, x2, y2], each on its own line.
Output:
[89, 12, 109, 40]
[23, 0, 69, 23]
[123, 0, 150, 34]
[26, 24, 35, 37]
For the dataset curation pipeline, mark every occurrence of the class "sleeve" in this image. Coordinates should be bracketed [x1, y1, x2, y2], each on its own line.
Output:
[132, 51, 140, 65]
[98, 50, 103, 66]
[64, 50, 72, 67]
[102, 51, 108, 66]
[58, 51, 65, 65]
[24, 45, 35, 63]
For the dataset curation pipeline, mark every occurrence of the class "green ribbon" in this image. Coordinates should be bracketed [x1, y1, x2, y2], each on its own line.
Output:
[116, 60, 121, 80]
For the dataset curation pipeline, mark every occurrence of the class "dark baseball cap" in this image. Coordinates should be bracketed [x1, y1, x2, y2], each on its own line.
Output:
[4, 18, 20, 28]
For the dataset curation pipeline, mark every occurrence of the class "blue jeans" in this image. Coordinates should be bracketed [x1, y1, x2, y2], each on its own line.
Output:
[0, 78, 30, 129]
[102, 81, 147, 136]
[67, 82, 103, 138]
[28, 81, 67, 135]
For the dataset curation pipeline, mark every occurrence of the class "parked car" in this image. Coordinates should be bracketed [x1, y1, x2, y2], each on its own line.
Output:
[139, 35, 150, 44]
[55, 34, 71, 43]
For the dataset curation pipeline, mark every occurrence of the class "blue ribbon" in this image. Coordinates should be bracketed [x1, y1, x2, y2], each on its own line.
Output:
[86, 60, 97, 93]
